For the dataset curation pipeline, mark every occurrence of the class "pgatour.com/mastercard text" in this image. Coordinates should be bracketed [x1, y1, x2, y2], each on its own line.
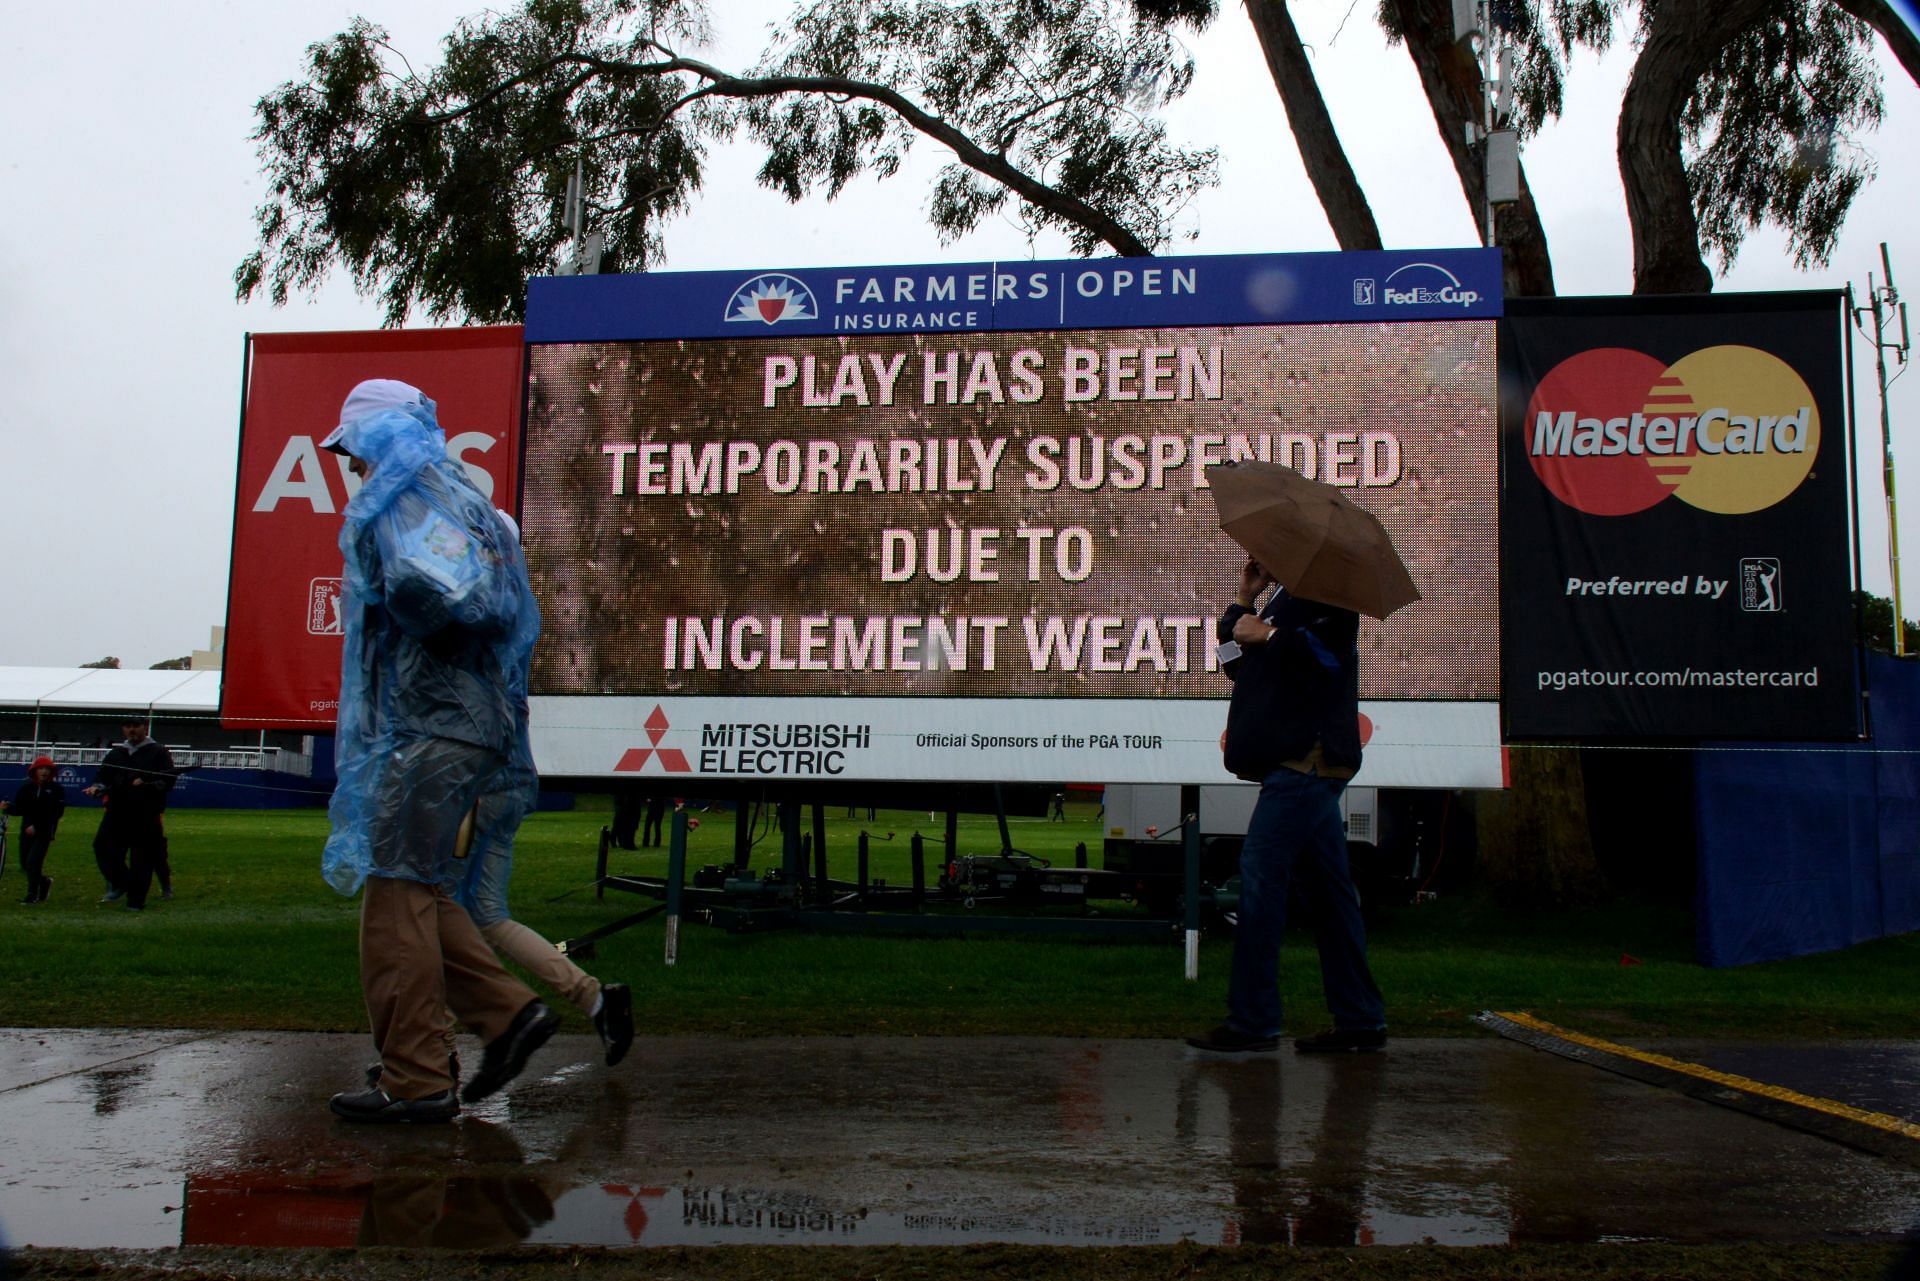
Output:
[1537, 667, 1820, 692]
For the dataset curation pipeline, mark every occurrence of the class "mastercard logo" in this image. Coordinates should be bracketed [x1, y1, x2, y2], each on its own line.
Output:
[1525, 345, 1820, 516]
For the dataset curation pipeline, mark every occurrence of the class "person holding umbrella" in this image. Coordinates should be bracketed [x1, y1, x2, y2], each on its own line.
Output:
[1189, 461, 1415, 1055]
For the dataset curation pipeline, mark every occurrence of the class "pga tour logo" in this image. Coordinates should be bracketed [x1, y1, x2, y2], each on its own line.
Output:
[307, 578, 344, 636]
[724, 274, 818, 325]
[1740, 558, 1783, 612]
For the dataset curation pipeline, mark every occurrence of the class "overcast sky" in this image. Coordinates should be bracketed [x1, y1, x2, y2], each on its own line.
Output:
[2, 1, 1915, 669]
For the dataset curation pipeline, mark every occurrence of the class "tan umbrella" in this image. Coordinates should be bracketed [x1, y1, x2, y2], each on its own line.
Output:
[1204, 460, 1420, 619]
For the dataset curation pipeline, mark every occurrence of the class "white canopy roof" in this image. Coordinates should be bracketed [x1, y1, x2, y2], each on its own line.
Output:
[0, 666, 221, 714]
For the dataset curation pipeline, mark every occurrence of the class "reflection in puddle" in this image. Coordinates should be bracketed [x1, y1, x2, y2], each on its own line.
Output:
[84, 1062, 153, 1117]
[183, 1176, 1225, 1247]
[179, 1173, 1507, 1249]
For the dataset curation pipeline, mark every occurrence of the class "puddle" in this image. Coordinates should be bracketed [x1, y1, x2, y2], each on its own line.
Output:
[3, 1030, 1917, 1250]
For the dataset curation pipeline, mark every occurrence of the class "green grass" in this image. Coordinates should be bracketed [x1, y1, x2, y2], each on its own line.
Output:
[2, 802, 1915, 1039]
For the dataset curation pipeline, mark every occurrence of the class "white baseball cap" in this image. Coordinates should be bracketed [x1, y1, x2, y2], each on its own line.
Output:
[321, 379, 431, 455]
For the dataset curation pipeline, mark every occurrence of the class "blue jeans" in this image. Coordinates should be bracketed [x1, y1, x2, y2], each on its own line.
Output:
[1226, 766, 1385, 1038]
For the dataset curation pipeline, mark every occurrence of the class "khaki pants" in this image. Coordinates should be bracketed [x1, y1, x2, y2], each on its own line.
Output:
[481, 919, 601, 1016]
[361, 876, 535, 1098]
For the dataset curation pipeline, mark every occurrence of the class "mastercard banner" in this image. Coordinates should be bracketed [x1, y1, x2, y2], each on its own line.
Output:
[1498, 293, 1861, 740]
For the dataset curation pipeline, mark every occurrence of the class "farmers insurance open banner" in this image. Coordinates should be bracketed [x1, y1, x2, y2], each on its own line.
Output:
[1499, 294, 1860, 740]
[522, 251, 1507, 785]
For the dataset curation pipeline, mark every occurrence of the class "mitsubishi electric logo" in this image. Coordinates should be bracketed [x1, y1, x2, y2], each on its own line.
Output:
[613, 706, 691, 773]
[724, 274, 817, 325]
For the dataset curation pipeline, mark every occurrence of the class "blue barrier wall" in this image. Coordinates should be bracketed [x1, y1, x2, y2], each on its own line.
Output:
[1696, 652, 1920, 966]
[0, 764, 326, 810]
[2, 755, 573, 813]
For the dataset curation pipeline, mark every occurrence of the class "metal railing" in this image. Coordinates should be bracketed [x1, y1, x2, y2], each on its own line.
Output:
[0, 742, 313, 777]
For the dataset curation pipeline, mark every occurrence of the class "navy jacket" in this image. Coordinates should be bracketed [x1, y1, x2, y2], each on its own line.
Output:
[8, 779, 66, 839]
[95, 739, 176, 818]
[1218, 588, 1361, 781]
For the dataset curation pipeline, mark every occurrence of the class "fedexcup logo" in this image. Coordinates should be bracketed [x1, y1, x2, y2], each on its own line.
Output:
[1381, 262, 1481, 308]
[1525, 346, 1820, 516]
[724, 274, 817, 325]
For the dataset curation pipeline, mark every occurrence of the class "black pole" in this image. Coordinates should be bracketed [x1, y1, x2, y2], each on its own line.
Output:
[911, 832, 925, 907]
[991, 783, 1011, 854]
[857, 830, 871, 901]
[945, 808, 959, 863]
[665, 808, 689, 966]
[1075, 840, 1087, 869]
[733, 799, 753, 871]
[596, 825, 610, 901]
[1181, 784, 1201, 980]
[782, 802, 802, 882]
[811, 802, 828, 905]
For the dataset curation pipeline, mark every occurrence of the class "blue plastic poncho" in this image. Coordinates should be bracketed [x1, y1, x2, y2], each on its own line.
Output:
[453, 515, 542, 926]
[321, 389, 538, 896]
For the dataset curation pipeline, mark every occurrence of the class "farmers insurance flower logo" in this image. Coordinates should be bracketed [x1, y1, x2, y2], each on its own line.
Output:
[613, 705, 691, 773]
[1525, 345, 1820, 516]
[724, 274, 817, 325]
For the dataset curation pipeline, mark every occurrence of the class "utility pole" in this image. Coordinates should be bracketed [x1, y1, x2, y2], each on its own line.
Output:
[1854, 243, 1912, 653]
[557, 154, 605, 277]
[1453, 0, 1518, 246]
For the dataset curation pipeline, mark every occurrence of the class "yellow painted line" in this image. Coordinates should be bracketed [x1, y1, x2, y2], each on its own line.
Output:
[1491, 1011, 1920, 1143]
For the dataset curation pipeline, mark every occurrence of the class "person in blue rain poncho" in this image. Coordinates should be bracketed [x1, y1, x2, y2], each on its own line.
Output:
[320, 379, 560, 1124]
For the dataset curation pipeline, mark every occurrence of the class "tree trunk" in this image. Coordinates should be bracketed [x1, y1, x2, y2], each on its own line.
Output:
[1473, 747, 1607, 908]
[1828, 0, 1920, 87]
[1616, 0, 1772, 295]
[1243, 0, 1382, 251]
[1385, 0, 1555, 297]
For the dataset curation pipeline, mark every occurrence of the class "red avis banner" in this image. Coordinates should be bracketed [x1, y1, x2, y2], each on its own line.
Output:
[222, 328, 525, 729]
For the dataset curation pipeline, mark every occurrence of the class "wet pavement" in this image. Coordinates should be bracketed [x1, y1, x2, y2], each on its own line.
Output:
[1, 1029, 1916, 1250]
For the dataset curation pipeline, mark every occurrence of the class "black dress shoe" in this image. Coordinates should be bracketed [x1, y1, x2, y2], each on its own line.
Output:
[462, 1000, 561, 1103]
[1292, 1027, 1388, 1053]
[329, 1087, 459, 1124]
[1186, 1023, 1280, 1053]
[593, 983, 635, 1067]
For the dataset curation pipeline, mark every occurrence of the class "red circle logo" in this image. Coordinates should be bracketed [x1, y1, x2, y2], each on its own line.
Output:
[1525, 346, 1819, 517]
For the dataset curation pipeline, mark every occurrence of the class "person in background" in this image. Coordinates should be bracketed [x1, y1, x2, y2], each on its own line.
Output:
[86, 719, 175, 910]
[4, 755, 66, 903]
[452, 508, 635, 1069]
[1188, 558, 1387, 1056]
[610, 784, 642, 851]
[641, 795, 667, 848]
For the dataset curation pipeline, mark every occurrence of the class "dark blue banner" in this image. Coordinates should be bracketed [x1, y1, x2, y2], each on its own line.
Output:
[526, 249, 1503, 344]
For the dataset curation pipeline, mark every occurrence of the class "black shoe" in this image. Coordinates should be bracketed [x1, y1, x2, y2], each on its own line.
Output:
[100, 889, 124, 904]
[1293, 1027, 1387, 1054]
[36, 878, 51, 903]
[365, 1053, 461, 1092]
[329, 1087, 459, 1124]
[462, 1000, 561, 1103]
[593, 984, 635, 1067]
[1186, 1023, 1280, 1053]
